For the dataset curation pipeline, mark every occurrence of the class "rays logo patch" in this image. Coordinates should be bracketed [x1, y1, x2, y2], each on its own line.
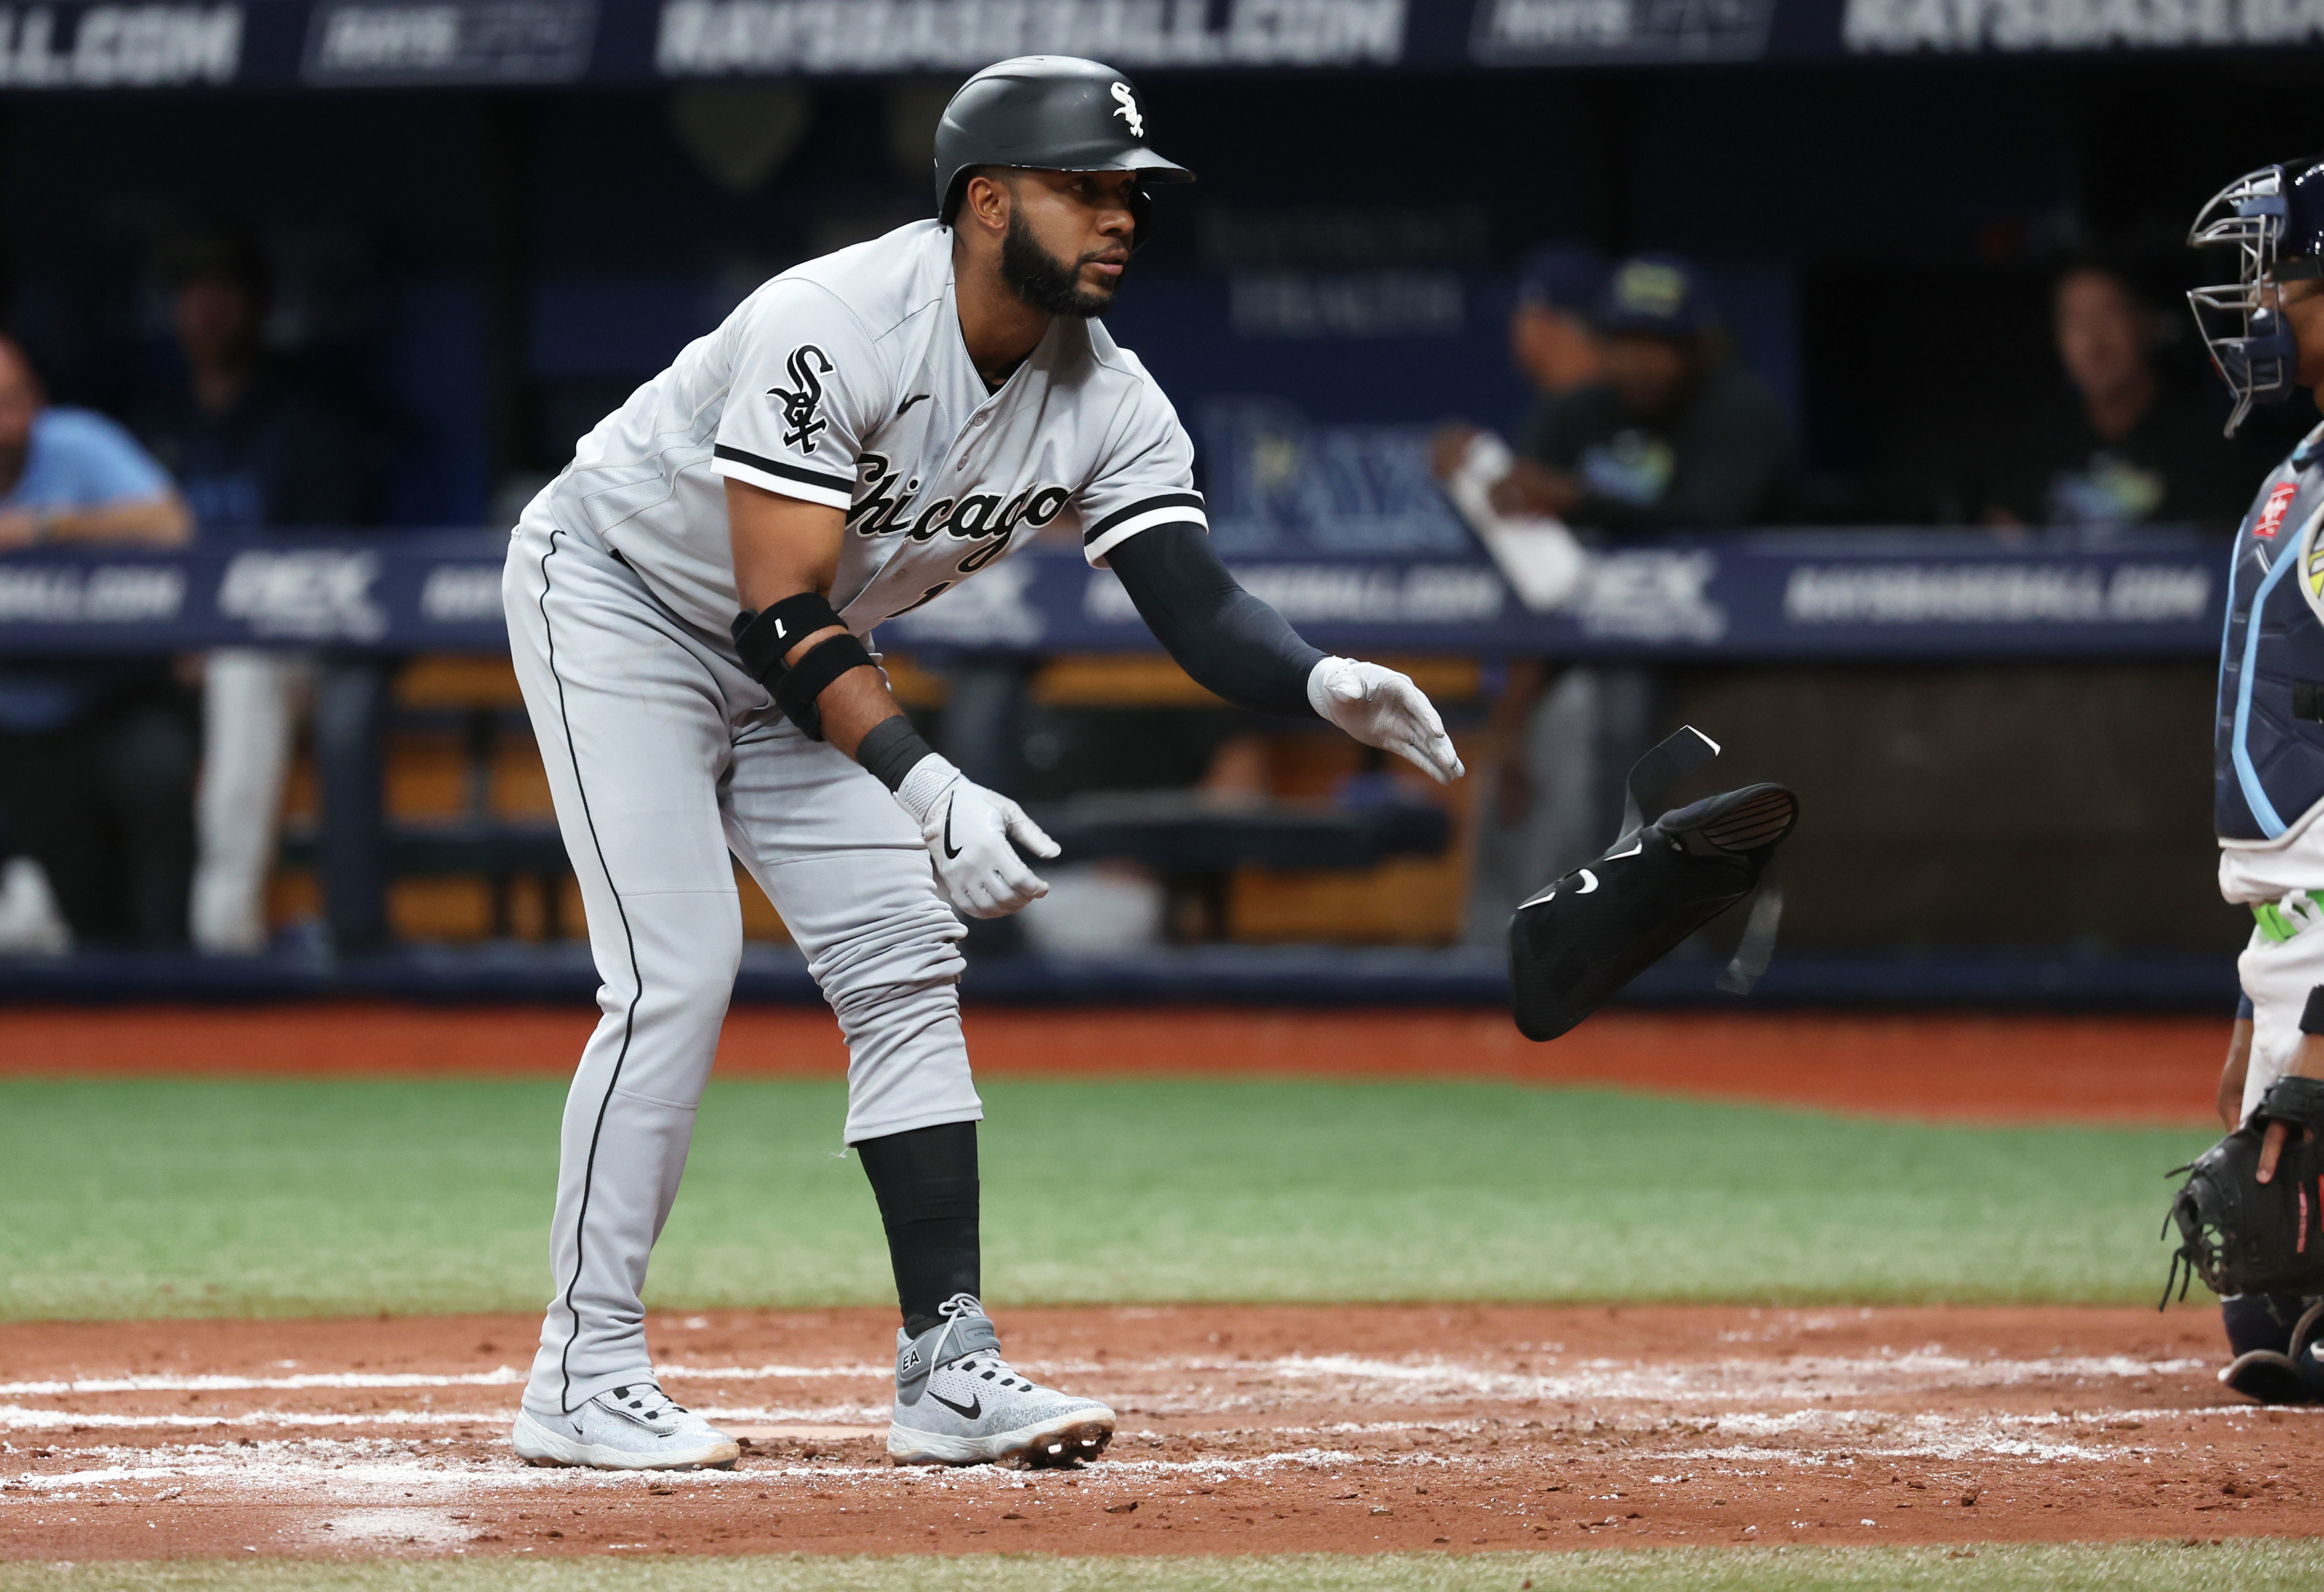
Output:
[2301, 503, 2324, 619]
[768, 345, 835, 454]
[2257, 479, 2299, 539]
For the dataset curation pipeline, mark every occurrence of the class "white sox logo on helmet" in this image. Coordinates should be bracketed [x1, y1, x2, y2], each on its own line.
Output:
[1110, 82, 1142, 138]
[767, 345, 835, 453]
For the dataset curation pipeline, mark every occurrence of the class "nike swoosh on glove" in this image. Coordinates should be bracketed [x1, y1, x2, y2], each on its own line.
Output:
[1306, 657, 1466, 785]
[893, 754, 1060, 918]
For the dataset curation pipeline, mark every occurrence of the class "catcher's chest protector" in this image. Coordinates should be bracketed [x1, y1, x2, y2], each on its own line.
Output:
[2215, 433, 2324, 843]
[1508, 726, 1797, 1043]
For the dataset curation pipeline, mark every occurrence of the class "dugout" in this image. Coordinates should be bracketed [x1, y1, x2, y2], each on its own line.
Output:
[0, 3, 2314, 1001]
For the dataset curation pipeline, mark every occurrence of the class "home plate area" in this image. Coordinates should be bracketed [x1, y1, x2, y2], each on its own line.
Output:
[0, 1305, 2313, 1560]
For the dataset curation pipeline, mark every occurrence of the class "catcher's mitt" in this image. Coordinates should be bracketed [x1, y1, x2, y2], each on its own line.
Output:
[2162, 1076, 2324, 1305]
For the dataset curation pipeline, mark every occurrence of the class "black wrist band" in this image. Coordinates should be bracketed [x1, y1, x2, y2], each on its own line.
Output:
[2299, 985, 2324, 1036]
[769, 631, 875, 740]
[856, 714, 935, 792]
[732, 591, 845, 684]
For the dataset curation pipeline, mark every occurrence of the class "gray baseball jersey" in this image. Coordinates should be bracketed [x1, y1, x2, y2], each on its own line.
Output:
[543, 219, 1206, 638]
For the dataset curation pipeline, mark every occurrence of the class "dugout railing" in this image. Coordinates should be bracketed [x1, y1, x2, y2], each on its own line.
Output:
[0, 525, 2241, 1009]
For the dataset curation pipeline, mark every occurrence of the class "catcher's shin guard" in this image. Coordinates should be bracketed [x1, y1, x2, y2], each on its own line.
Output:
[2223, 1300, 2324, 1403]
[1507, 726, 1798, 1043]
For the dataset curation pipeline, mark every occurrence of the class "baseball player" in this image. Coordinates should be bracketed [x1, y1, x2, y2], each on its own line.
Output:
[2189, 154, 2324, 1401]
[501, 55, 1465, 1471]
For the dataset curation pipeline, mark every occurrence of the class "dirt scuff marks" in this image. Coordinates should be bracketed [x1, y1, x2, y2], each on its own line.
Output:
[0, 1304, 2310, 1560]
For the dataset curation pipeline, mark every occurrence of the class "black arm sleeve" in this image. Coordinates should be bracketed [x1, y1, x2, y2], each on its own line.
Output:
[1105, 522, 1324, 718]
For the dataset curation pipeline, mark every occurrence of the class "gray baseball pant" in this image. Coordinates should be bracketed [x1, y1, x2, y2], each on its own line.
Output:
[502, 508, 980, 1418]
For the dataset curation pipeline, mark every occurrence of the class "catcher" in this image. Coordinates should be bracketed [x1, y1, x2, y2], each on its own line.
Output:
[2162, 154, 2324, 1401]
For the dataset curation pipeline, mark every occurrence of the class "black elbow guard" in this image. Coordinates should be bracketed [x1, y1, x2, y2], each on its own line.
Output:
[732, 592, 843, 682]
[731, 593, 873, 741]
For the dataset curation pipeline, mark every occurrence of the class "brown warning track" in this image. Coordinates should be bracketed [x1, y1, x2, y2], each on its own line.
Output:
[0, 1005, 2223, 1126]
[0, 1304, 2308, 1562]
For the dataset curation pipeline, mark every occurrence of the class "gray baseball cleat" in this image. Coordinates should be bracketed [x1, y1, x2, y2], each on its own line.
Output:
[512, 1382, 741, 1470]
[887, 1294, 1114, 1467]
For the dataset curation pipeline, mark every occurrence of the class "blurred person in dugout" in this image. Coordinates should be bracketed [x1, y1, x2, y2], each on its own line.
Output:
[133, 230, 388, 955]
[1435, 251, 1796, 942]
[0, 335, 197, 950]
[1965, 260, 2258, 532]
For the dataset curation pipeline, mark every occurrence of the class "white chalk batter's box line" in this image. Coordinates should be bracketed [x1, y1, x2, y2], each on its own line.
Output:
[5, 1437, 1398, 1496]
[0, 1403, 890, 1432]
[0, 1351, 2217, 1402]
[13, 1398, 2301, 1499]
[0, 1365, 883, 1397]
[5, 1394, 2289, 1443]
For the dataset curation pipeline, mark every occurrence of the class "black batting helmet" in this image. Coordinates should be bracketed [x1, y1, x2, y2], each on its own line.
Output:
[933, 55, 1194, 228]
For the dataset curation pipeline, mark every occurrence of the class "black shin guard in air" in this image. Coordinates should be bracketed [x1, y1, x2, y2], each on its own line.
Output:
[855, 1121, 980, 1338]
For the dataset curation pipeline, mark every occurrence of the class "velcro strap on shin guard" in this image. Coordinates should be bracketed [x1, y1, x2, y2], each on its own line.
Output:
[1619, 724, 1721, 840]
[1715, 868, 1785, 996]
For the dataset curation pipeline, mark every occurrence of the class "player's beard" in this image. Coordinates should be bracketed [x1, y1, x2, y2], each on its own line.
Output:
[1001, 210, 1121, 319]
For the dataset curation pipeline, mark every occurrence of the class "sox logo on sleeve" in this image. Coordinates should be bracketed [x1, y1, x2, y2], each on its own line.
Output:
[544, 219, 1205, 644]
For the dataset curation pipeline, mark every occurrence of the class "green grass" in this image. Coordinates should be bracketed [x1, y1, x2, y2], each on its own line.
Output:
[8, 1545, 2324, 1592]
[0, 1077, 2215, 1321]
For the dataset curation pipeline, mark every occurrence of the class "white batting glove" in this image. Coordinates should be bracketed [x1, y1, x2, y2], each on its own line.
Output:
[893, 755, 1059, 919]
[1307, 657, 1466, 785]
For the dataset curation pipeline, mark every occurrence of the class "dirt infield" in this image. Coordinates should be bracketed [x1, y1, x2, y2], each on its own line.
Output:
[0, 1006, 2226, 1125]
[0, 1304, 2309, 1561]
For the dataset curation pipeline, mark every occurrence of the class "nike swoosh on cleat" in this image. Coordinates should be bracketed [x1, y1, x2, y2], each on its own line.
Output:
[929, 1390, 981, 1420]
[942, 799, 963, 861]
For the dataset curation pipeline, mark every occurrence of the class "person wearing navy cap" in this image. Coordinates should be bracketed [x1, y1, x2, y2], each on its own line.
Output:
[1446, 255, 1795, 943]
[1495, 253, 1795, 531]
[1430, 243, 1608, 486]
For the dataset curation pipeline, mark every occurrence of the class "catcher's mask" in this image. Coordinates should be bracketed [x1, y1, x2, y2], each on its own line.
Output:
[2187, 156, 2324, 436]
[1508, 726, 1797, 1043]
